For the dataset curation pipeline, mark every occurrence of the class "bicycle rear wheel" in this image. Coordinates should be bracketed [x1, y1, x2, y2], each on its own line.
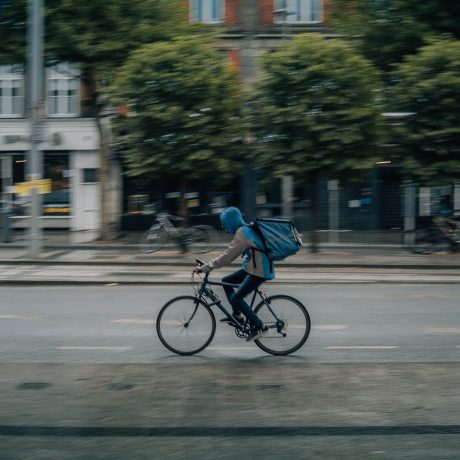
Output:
[156, 296, 216, 355]
[139, 225, 168, 254]
[407, 227, 449, 254]
[254, 295, 310, 356]
[187, 225, 220, 253]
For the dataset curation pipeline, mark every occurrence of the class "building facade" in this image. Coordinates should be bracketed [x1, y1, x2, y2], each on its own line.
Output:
[0, 63, 121, 242]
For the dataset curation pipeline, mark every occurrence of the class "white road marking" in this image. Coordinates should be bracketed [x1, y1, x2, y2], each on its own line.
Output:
[0, 314, 38, 320]
[56, 346, 131, 350]
[326, 346, 399, 350]
[312, 324, 347, 330]
[426, 327, 460, 333]
[111, 319, 155, 324]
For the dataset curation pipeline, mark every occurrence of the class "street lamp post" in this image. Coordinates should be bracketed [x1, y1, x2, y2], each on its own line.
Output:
[27, 0, 45, 258]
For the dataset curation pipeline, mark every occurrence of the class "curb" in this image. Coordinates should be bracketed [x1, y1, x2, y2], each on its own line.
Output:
[0, 258, 459, 270]
[1, 279, 460, 286]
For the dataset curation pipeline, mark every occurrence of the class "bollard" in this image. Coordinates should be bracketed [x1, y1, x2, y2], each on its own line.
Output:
[1, 209, 12, 243]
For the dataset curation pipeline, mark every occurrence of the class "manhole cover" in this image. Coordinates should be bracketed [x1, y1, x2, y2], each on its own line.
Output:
[106, 383, 136, 391]
[17, 382, 51, 390]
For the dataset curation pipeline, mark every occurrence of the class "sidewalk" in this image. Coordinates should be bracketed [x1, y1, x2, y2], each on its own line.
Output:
[0, 237, 459, 270]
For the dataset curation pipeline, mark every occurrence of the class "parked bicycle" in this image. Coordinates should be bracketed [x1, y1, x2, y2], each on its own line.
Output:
[156, 260, 311, 356]
[139, 212, 219, 254]
[402, 214, 460, 254]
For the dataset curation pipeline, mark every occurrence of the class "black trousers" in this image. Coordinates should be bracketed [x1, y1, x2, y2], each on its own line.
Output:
[222, 269, 265, 329]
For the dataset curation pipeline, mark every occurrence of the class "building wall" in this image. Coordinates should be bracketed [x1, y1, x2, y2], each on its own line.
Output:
[0, 118, 110, 237]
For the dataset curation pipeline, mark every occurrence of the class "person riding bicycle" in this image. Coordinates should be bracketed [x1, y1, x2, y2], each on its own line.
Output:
[194, 207, 274, 341]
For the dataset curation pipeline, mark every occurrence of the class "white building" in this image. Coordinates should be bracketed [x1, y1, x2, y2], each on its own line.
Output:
[0, 63, 121, 242]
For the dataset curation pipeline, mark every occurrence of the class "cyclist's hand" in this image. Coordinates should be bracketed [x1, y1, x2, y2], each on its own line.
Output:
[194, 265, 209, 274]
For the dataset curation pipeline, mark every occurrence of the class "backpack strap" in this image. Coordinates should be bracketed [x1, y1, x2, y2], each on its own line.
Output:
[250, 221, 273, 273]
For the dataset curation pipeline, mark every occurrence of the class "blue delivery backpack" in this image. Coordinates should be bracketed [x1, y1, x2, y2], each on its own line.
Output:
[250, 218, 303, 272]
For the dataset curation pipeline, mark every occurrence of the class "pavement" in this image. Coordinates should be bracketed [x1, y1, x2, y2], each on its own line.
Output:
[0, 230, 459, 285]
[2, 362, 460, 459]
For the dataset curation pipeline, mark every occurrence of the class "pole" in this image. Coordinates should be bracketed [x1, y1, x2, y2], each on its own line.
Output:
[281, 175, 293, 220]
[328, 180, 339, 243]
[1, 156, 13, 242]
[403, 181, 416, 232]
[27, 0, 44, 258]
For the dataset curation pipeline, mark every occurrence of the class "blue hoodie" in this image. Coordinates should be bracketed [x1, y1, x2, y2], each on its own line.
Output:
[205, 207, 275, 280]
[220, 207, 246, 235]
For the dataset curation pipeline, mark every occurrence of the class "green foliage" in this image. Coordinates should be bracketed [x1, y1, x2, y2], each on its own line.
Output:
[388, 39, 460, 184]
[0, 0, 27, 63]
[330, 0, 460, 72]
[0, 0, 188, 71]
[249, 33, 383, 183]
[111, 36, 243, 182]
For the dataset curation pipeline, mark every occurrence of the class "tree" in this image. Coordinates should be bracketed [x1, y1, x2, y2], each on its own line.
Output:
[0, 0, 189, 239]
[110, 35, 243, 219]
[330, 0, 460, 72]
[249, 33, 383, 252]
[388, 39, 460, 184]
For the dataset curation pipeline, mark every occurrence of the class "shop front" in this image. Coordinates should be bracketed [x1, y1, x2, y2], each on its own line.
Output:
[0, 118, 119, 242]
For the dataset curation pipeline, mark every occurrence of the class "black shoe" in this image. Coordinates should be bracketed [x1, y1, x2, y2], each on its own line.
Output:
[246, 325, 268, 342]
[220, 315, 245, 325]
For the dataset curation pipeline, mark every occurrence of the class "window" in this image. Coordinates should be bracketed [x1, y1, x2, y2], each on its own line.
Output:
[10, 153, 71, 216]
[82, 168, 99, 183]
[47, 63, 80, 117]
[190, 0, 223, 23]
[274, 0, 322, 23]
[0, 65, 24, 117]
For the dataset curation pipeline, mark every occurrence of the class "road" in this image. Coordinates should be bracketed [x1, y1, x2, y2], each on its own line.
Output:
[0, 262, 460, 285]
[1, 284, 459, 459]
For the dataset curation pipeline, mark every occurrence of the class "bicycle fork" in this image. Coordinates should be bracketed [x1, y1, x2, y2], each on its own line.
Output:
[183, 298, 201, 328]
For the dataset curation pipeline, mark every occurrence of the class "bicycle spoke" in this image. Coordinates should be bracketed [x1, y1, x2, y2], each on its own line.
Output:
[188, 225, 220, 254]
[254, 295, 310, 355]
[139, 226, 168, 253]
[156, 296, 216, 355]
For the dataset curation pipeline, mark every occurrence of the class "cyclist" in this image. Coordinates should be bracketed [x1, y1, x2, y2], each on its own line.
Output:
[194, 207, 273, 341]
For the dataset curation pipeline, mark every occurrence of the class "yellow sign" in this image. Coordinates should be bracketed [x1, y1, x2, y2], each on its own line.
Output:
[15, 179, 52, 196]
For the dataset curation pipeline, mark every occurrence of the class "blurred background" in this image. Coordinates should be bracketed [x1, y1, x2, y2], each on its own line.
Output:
[0, 0, 458, 251]
[0, 3, 460, 459]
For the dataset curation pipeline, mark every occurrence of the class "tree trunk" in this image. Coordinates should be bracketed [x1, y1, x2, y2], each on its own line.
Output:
[96, 114, 118, 241]
[307, 179, 319, 253]
[178, 177, 188, 222]
[85, 69, 118, 241]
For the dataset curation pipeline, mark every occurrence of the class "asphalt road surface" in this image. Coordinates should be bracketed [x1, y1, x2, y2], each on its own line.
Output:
[1, 284, 459, 459]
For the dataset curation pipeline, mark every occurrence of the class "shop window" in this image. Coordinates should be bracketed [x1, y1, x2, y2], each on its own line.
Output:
[274, 0, 322, 23]
[82, 168, 99, 183]
[47, 63, 80, 117]
[0, 65, 24, 117]
[11, 153, 71, 216]
[190, 0, 223, 23]
[43, 154, 71, 215]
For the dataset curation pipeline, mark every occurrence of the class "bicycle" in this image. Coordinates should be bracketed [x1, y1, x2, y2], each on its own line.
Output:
[402, 214, 460, 254]
[156, 260, 311, 356]
[139, 212, 219, 254]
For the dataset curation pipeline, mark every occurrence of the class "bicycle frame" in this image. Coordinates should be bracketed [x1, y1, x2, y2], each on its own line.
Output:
[193, 272, 281, 332]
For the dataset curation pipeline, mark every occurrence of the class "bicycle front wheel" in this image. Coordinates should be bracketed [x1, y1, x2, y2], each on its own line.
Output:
[187, 225, 220, 253]
[407, 227, 445, 254]
[254, 295, 311, 356]
[156, 296, 216, 355]
[139, 225, 168, 254]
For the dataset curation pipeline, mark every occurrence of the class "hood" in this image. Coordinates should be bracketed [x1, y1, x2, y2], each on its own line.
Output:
[220, 207, 245, 235]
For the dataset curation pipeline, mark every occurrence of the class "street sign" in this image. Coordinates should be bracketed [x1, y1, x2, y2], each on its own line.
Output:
[15, 179, 51, 196]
